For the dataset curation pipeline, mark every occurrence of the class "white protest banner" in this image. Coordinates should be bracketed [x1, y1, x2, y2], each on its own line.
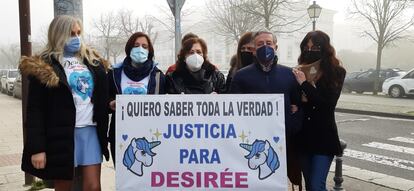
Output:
[116, 94, 287, 190]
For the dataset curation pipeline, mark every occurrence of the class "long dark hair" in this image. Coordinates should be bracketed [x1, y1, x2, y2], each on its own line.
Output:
[298, 30, 345, 90]
[228, 32, 254, 78]
[176, 37, 215, 73]
[235, 32, 253, 68]
[124, 32, 154, 60]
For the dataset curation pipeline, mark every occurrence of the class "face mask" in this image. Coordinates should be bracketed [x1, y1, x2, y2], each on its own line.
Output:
[240, 52, 254, 67]
[186, 53, 204, 72]
[256, 45, 275, 65]
[303, 51, 322, 63]
[64, 36, 81, 55]
[130, 47, 149, 64]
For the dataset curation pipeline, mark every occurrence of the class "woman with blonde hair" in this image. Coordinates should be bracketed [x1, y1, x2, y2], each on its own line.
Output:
[20, 15, 110, 191]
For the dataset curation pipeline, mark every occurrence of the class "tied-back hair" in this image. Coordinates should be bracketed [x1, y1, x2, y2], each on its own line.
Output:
[39, 15, 101, 66]
[298, 30, 346, 90]
[124, 32, 154, 61]
[181, 33, 198, 45]
[175, 37, 215, 73]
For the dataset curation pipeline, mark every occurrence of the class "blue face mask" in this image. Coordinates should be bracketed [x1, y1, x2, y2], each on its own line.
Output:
[64, 36, 81, 56]
[256, 45, 275, 64]
[130, 47, 149, 64]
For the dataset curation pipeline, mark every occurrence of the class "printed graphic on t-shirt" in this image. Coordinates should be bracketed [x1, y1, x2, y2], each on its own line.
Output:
[63, 56, 95, 127]
[63, 57, 93, 100]
[122, 81, 148, 95]
[69, 71, 93, 100]
[121, 70, 149, 95]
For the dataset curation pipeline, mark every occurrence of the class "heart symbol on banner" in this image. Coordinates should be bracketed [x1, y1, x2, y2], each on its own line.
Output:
[122, 134, 128, 141]
[273, 136, 279, 143]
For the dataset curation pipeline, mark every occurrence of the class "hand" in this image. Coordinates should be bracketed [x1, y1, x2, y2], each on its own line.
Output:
[291, 105, 298, 114]
[292, 68, 306, 85]
[31, 152, 46, 169]
[109, 100, 116, 111]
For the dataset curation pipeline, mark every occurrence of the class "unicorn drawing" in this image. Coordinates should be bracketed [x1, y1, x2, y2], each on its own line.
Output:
[123, 137, 161, 176]
[240, 139, 280, 180]
[76, 76, 90, 94]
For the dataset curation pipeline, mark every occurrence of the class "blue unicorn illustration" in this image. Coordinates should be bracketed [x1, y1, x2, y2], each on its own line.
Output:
[123, 137, 161, 176]
[76, 75, 90, 94]
[240, 139, 280, 180]
[69, 72, 93, 100]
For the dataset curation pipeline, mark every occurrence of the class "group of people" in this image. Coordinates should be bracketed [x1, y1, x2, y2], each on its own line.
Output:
[20, 15, 346, 191]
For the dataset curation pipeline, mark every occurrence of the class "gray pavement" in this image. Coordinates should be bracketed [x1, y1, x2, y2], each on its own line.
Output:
[0, 94, 115, 191]
[0, 92, 413, 190]
[337, 93, 414, 119]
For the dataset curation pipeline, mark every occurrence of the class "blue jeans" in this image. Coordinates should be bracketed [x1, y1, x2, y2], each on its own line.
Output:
[301, 154, 334, 191]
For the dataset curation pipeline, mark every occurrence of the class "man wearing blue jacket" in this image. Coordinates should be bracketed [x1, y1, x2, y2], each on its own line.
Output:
[230, 31, 303, 188]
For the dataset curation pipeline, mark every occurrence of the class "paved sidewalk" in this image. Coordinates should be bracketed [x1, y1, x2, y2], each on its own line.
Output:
[0, 93, 413, 190]
[0, 93, 115, 191]
[337, 93, 414, 119]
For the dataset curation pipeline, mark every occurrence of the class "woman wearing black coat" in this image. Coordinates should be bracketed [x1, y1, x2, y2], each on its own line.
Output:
[292, 30, 346, 191]
[20, 15, 110, 191]
[166, 37, 226, 94]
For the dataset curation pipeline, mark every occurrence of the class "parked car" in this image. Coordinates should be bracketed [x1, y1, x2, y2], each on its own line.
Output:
[0, 69, 8, 90]
[12, 74, 22, 99]
[382, 68, 414, 98]
[1, 69, 18, 95]
[342, 68, 406, 94]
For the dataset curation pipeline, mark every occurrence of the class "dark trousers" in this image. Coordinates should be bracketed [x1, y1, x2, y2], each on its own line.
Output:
[301, 153, 333, 191]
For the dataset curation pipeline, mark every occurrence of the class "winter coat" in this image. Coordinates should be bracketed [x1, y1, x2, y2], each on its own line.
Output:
[19, 53, 110, 180]
[230, 63, 302, 136]
[229, 62, 303, 185]
[297, 67, 346, 156]
[107, 61, 166, 161]
[166, 64, 226, 94]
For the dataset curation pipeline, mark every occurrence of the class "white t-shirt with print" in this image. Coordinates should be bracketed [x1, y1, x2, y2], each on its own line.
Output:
[62, 56, 96, 128]
[121, 70, 150, 95]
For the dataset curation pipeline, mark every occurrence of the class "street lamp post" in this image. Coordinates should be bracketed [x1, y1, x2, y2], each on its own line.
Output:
[307, 1, 322, 31]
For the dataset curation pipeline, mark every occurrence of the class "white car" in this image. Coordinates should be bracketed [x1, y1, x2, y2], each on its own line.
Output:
[382, 68, 414, 98]
[1, 69, 18, 95]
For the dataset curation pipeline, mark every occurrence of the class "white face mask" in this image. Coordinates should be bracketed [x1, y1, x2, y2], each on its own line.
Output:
[185, 53, 204, 72]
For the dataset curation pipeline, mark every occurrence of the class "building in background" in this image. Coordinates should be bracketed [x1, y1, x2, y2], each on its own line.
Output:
[151, 6, 336, 72]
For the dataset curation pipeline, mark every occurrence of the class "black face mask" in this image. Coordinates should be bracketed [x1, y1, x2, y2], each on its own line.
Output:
[240, 52, 254, 67]
[303, 51, 322, 63]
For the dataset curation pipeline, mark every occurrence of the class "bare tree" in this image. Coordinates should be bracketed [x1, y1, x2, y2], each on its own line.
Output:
[206, 0, 260, 42]
[0, 44, 21, 68]
[117, 9, 159, 43]
[92, 11, 121, 61]
[150, 3, 195, 41]
[108, 38, 124, 64]
[231, 0, 309, 33]
[350, 0, 414, 95]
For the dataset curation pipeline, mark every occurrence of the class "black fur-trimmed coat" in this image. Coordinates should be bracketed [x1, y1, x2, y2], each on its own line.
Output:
[19, 53, 110, 180]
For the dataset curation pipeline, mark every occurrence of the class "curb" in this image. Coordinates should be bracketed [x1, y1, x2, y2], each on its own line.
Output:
[336, 108, 414, 120]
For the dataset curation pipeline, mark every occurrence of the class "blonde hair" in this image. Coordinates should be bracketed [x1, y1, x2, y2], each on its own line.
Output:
[39, 15, 100, 66]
